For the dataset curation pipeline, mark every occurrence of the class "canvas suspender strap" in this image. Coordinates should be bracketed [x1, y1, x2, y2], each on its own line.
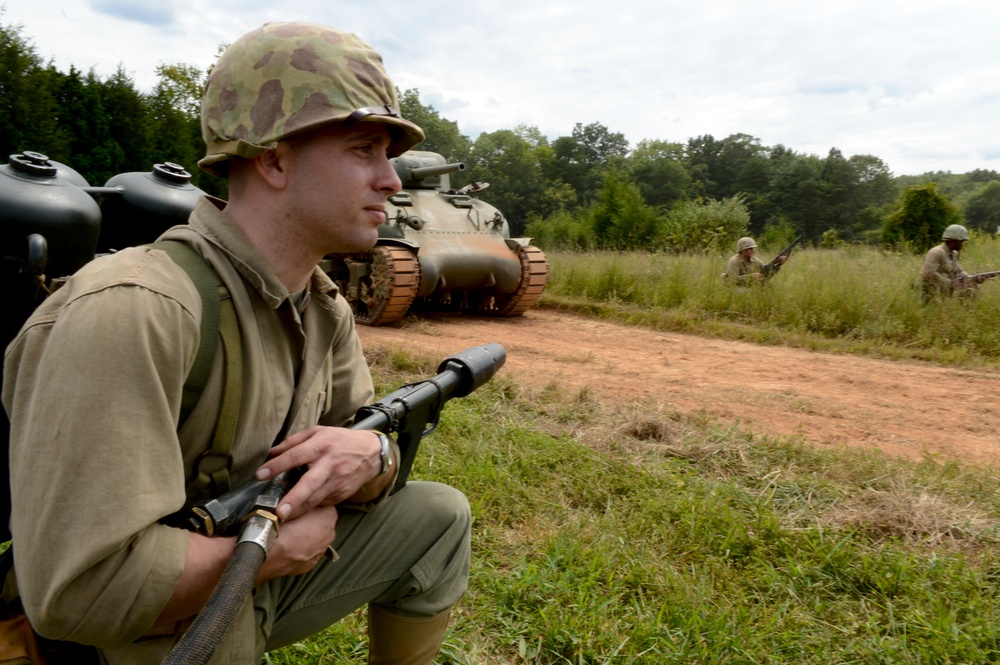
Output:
[151, 241, 243, 497]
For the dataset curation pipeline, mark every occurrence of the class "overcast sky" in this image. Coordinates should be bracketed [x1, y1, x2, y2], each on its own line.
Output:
[4, 0, 999, 176]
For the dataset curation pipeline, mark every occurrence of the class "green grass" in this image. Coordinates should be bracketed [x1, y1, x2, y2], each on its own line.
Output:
[269, 344, 1000, 664]
[539, 238, 1000, 366]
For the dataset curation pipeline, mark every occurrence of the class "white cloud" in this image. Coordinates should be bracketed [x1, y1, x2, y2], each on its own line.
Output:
[4, 0, 999, 175]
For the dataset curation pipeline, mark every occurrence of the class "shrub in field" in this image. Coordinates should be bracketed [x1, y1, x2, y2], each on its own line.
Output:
[881, 183, 963, 251]
[525, 170, 662, 251]
[758, 217, 799, 249]
[524, 208, 597, 250]
[656, 195, 750, 253]
[590, 169, 663, 249]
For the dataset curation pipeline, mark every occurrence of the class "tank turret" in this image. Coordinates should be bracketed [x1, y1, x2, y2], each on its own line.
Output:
[324, 150, 548, 325]
[392, 151, 466, 190]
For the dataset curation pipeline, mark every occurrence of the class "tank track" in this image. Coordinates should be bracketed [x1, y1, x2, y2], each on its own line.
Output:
[468, 244, 549, 317]
[326, 246, 420, 326]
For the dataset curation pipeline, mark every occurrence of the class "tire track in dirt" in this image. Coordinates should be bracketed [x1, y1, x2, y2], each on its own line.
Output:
[358, 309, 1000, 469]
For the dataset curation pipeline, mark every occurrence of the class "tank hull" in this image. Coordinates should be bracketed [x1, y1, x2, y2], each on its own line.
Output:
[326, 150, 548, 325]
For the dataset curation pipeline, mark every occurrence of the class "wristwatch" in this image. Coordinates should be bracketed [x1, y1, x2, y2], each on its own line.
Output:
[371, 431, 393, 476]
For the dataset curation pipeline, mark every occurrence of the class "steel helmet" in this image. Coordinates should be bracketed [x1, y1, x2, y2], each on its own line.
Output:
[942, 224, 969, 241]
[736, 237, 757, 252]
[199, 22, 425, 176]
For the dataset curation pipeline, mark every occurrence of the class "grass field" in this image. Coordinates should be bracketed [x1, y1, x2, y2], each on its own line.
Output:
[270, 342, 1000, 664]
[6, 241, 999, 662]
[539, 237, 1000, 366]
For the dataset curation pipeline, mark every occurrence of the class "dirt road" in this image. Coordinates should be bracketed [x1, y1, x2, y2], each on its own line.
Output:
[358, 309, 1000, 469]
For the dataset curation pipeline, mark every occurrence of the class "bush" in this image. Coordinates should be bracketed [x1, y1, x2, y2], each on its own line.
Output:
[881, 183, 963, 252]
[656, 195, 750, 253]
[525, 209, 596, 251]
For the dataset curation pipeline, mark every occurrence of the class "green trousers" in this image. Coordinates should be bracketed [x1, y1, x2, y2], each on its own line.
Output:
[102, 481, 471, 664]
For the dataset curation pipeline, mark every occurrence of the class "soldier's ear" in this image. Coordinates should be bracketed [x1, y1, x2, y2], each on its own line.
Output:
[254, 144, 291, 191]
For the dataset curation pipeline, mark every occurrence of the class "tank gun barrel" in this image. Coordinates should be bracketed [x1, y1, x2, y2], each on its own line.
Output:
[404, 161, 466, 180]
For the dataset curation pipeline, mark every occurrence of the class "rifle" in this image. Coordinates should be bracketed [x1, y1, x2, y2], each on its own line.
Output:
[952, 270, 1000, 287]
[163, 343, 506, 665]
[761, 235, 804, 278]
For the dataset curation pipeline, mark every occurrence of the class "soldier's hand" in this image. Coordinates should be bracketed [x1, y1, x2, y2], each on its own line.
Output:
[257, 426, 383, 520]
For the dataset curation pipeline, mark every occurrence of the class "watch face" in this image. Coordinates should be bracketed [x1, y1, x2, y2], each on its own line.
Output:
[375, 432, 393, 475]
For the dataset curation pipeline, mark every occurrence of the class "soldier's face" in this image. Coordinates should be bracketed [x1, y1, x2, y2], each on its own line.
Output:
[282, 124, 402, 254]
[741, 248, 754, 259]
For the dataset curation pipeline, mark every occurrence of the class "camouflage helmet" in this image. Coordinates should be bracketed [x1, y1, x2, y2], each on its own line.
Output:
[199, 22, 425, 176]
[736, 237, 757, 252]
[942, 224, 969, 241]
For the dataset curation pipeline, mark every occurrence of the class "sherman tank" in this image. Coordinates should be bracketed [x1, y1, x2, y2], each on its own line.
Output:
[323, 150, 549, 325]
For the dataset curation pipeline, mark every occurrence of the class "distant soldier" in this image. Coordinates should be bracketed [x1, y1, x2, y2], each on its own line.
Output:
[920, 224, 984, 300]
[724, 237, 786, 287]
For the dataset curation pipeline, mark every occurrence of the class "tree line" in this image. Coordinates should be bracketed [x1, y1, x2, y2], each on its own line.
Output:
[0, 19, 222, 197]
[4, 17, 1000, 253]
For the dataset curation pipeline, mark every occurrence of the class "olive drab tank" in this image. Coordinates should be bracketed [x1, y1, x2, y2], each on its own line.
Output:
[324, 150, 549, 325]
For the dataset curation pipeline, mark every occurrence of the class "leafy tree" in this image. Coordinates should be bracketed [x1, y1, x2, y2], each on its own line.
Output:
[966, 169, 1000, 184]
[589, 168, 661, 249]
[819, 148, 856, 235]
[881, 183, 963, 251]
[626, 139, 690, 209]
[685, 133, 767, 201]
[101, 66, 152, 176]
[0, 16, 62, 159]
[734, 154, 775, 233]
[398, 88, 471, 165]
[146, 63, 212, 193]
[963, 181, 1000, 232]
[535, 182, 577, 217]
[153, 63, 203, 119]
[52, 67, 124, 185]
[549, 122, 629, 206]
[769, 154, 825, 238]
[846, 154, 896, 237]
[465, 127, 547, 236]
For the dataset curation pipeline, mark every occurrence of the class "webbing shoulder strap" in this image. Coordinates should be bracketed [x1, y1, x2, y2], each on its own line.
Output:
[151, 241, 243, 497]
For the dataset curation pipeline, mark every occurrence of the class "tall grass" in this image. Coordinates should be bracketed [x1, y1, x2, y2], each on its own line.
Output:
[541, 236, 1000, 364]
[269, 346, 1000, 664]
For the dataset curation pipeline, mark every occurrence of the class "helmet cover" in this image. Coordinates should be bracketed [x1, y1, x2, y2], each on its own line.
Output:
[199, 22, 424, 176]
[941, 224, 969, 241]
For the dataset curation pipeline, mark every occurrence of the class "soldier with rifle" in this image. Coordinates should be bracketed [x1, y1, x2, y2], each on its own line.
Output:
[2, 22, 471, 664]
[920, 224, 999, 301]
[723, 236, 801, 287]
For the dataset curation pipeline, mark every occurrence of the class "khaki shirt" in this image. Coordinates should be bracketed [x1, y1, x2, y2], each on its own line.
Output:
[2, 197, 374, 651]
[921, 243, 967, 289]
[725, 253, 766, 285]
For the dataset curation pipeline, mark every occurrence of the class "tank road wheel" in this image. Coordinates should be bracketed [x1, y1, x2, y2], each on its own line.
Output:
[339, 246, 420, 326]
[470, 244, 549, 317]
